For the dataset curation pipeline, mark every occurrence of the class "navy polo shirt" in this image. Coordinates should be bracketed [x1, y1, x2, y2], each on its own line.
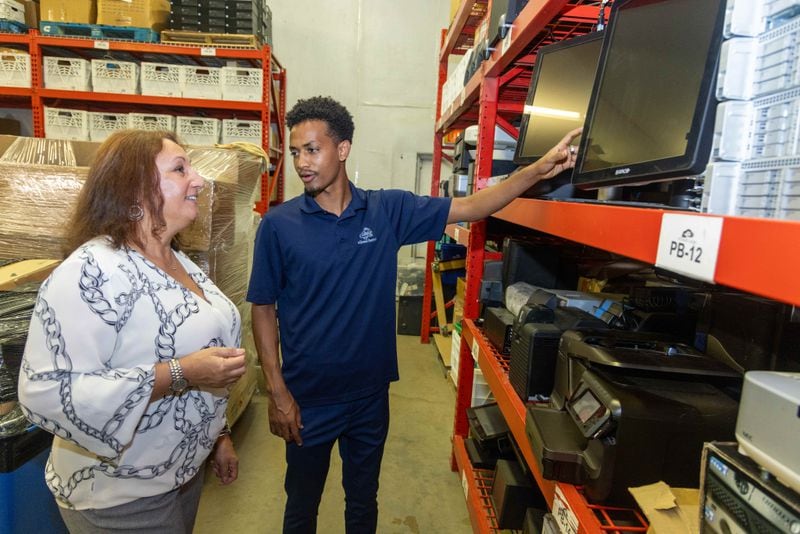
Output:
[247, 182, 451, 407]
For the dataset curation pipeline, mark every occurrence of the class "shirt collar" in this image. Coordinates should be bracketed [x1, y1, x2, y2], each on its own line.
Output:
[299, 181, 368, 216]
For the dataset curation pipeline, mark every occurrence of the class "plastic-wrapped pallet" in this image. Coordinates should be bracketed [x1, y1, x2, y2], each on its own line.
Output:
[0, 135, 262, 280]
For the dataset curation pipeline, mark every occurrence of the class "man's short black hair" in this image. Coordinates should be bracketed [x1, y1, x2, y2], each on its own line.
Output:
[286, 96, 355, 143]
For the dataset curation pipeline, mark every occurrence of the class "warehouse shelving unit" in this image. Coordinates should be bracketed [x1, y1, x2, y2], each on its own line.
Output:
[424, 1, 800, 532]
[0, 29, 286, 211]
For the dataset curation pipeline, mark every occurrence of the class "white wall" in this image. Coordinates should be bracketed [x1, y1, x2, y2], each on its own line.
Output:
[269, 0, 450, 200]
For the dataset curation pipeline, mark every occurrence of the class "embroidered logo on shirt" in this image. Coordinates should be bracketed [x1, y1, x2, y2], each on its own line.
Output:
[357, 227, 377, 245]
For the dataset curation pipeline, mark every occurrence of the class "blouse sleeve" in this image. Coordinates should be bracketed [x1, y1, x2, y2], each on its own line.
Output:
[18, 249, 156, 460]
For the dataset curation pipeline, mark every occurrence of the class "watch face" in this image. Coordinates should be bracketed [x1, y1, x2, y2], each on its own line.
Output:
[171, 377, 189, 393]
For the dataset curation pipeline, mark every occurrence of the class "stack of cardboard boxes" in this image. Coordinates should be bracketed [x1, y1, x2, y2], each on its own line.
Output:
[40, 0, 169, 32]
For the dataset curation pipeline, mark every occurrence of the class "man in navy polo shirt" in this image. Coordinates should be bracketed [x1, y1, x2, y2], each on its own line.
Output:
[247, 95, 580, 534]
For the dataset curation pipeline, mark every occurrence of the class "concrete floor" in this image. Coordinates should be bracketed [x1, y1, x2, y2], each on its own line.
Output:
[195, 334, 472, 533]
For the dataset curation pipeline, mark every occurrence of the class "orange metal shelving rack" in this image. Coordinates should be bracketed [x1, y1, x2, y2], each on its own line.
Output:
[423, 0, 800, 532]
[0, 29, 286, 212]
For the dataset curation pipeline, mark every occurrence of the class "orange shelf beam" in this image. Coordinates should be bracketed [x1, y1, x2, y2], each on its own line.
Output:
[493, 198, 664, 264]
[36, 35, 265, 60]
[715, 215, 800, 306]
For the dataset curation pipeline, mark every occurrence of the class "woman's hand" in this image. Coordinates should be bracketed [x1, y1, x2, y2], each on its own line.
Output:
[211, 435, 238, 485]
[181, 347, 247, 389]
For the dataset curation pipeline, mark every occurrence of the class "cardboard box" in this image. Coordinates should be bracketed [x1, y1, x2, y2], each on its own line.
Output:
[96, 0, 169, 31]
[39, 0, 95, 24]
[23, 0, 39, 28]
[629, 481, 700, 534]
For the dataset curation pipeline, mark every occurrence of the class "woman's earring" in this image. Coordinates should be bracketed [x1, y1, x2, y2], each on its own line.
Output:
[128, 204, 144, 221]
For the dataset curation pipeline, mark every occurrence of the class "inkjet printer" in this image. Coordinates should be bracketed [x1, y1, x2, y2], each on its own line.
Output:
[525, 330, 741, 504]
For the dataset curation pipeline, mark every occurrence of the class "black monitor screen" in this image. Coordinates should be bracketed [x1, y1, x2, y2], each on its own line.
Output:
[514, 32, 603, 166]
[573, 0, 726, 189]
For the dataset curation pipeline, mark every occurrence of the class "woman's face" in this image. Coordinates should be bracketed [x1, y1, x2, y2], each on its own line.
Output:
[156, 139, 204, 234]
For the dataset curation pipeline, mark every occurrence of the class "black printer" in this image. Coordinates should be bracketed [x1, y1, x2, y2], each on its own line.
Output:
[525, 330, 741, 504]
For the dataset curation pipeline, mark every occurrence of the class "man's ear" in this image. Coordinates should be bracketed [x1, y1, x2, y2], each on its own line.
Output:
[338, 140, 351, 162]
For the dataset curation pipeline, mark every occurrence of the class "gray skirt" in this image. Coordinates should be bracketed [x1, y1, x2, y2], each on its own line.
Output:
[57, 472, 205, 534]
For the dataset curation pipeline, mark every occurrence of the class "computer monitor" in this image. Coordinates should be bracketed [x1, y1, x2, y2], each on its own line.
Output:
[572, 0, 726, 189]
[513, 32, 604, 166]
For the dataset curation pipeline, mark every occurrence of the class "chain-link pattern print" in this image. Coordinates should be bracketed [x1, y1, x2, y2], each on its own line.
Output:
[18, 238, 241, 510]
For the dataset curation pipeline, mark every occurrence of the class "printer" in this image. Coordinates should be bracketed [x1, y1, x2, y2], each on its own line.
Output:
[526, 329, 741, 504]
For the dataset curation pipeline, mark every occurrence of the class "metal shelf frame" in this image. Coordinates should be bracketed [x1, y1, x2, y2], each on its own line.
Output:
[0, 29, 286, 209]
[422, 0, 800, 531]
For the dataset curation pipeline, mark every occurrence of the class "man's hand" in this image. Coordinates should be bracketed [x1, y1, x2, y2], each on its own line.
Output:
[531, 126, 583, 181]
[267, 391, 304, 446]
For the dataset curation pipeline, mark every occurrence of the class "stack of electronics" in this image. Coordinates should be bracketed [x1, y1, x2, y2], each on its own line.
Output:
[525, 329, 742, 504]
[704, 1, 800, 220]
[699, 371, 800, 533]
[512, 0, 731, 210]
[168, 0, 272, 46]
[465, 402, 548, 530]
[482, 237, 751, 506]
[444, 125, 517, 198]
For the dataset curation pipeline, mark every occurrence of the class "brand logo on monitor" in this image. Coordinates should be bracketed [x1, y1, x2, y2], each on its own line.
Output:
[614, 168, 631, 176]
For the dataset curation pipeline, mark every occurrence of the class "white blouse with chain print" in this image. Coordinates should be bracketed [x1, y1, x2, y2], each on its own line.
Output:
[18, 236, 241, 510]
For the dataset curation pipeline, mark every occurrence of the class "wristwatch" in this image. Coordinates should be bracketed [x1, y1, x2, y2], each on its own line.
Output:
[168, 358, 189, 395]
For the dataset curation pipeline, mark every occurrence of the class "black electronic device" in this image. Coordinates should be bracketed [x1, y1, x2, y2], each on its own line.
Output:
[452, 132, 473, 173]
[501, 238, 577, 290]
[465, 437, 502, 470]
[525, 329, 742, 504]
[528, 367, 738, 504]
[484, 307, 515, 354]
[466, 403, 512, 457]
[551, 329, 741, 410]
[700, 442, 800, 534]
[509, 306, 607, 402]
[480, 260, 504, 305]
[488, 0, 529, 44]
[514, 31, 603, 199]
[522, 507, 547, 534]
[572, 0, 726, 189]
[515, 32, 603, 167]
[491, 459, 546, 530]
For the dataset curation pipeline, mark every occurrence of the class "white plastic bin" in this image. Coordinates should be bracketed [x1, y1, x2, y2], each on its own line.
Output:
[141, 62, 183, 97]
[129, 113, 175, 132]
[0, 50, 30, 88]
[89, 112, 132, 142]
[91, 59, 139, 94]
[43, 57, 91, 91]
[221, 119, 262, 145]
[44, 107, 89, 141]
[182, 66, 221, 100]
[221, 67, 263, 102]
[176, 116, 220, 146]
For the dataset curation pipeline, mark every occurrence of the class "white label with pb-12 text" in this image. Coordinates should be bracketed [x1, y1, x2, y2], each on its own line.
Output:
[655, 213, 723, 283]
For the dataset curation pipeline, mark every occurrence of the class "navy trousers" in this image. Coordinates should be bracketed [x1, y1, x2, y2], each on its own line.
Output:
[283, 385, 390, 534]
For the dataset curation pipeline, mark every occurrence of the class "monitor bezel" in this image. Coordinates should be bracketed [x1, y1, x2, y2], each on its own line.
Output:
[513, 31, 605, 166]
[571, 0, 727, 190]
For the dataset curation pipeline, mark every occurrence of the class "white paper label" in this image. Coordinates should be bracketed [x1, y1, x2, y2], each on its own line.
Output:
[552, 487, 579, 534]
[461, 471, 469, 499]
[655, 213, 724, 283]
[94, 40, 110, 50]
[471, 339, 479, 362]
[200, 47, 217, 56]
[453, 226, 460, 242]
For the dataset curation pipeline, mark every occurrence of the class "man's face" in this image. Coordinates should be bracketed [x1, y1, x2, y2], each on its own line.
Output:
[289, 120, 350, 197]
